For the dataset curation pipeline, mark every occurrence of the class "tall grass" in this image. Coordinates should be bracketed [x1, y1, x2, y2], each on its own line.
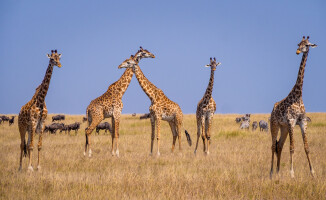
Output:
[0, 113, 325, 199]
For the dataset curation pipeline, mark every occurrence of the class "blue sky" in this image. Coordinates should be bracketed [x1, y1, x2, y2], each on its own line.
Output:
[0, 1, 325, 114]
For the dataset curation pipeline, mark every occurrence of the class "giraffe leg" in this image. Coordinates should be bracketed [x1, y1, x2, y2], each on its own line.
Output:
[27, 120, 37, 171]
[18, 124, 27, 171]
[201, 116, 207, 154]
[112, 115, 121, 157]
[276, 126, 288, 174]
[205, 113, 213, 155]
[149, 115, 155, 156]
[36, 118, 46, 171]
[299, 120, 315, 177]
[85, 116, 103, 157]
[156, 117, 161, 156]
[176, 122, 182, 152]
[169, 122, 177, 153]
[288, 121, 295, 178]
[194, 115, 201, 155]
[270, 120, 279, 179]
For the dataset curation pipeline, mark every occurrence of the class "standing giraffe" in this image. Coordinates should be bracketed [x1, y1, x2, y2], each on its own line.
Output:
[194, 57, 221, 155]
[18, 50, 62, 171]
[84, 48, 155, 157]
[118, 50, 192, 156]
[270, 36, 317, 178]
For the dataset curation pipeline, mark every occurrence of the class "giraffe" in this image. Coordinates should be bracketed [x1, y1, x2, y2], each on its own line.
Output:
[18, 50, 62, 171]
[84, 48, 155, 157]
[118, 49, 192, 156]
[270, 36, 317, 178]
[194, 57, 221, 155]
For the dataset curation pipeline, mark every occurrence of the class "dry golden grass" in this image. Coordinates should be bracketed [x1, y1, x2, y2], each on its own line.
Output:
[0, 113, 325, 199]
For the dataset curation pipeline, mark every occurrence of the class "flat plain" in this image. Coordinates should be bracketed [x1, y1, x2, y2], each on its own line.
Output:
[0, 113, 325, 199]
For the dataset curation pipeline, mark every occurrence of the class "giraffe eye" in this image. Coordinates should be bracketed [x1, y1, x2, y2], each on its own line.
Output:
[127, 62, 130, 64]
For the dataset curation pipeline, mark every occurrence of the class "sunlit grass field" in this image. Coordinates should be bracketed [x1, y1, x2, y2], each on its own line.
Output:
[0, 113, 325, 199]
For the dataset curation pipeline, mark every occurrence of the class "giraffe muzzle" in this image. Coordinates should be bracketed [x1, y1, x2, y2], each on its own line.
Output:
[296, 50, 301, 55]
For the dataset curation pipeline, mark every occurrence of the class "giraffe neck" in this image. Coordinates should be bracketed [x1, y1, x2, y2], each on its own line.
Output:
[35, 63, 54, 107]
[109, 68, 134, 98]
[133, 65, 158, 103]
[288, 51, 309, 101]
[202, 69, 215, 105]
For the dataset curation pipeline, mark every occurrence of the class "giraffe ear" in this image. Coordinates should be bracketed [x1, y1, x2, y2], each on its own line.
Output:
[47, 54, 51, 58]
[204, 65, 210, 68]
[309, 43, 317, 48]
[216, 62, 221, 66]
[58, 54, 62, 58]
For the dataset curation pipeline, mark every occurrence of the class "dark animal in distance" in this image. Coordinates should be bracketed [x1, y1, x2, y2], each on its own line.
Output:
[44, 123, 65, 134]
[52, 114, 65, 122]
[0, 115, 10, 123]
[67, 122, 81, 135]
[295, 116, 311, 125]
[96, 122, 112, 135]
[0, 118, 2, 124]
[259, 120, 269, 132]
[132, 113, 136, 117]
[9, 116, 15, 126]
[235, 117, 242, 123]
[82, 117, 87, 123]
[140, 113, 150, 120]
[252, 121, 258, 131]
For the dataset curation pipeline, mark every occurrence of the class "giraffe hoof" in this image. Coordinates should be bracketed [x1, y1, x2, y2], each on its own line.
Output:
[83, 151, 86, 156]
[116, 150, 120, 157]
[37, 166, 41, 171]
[157, 152, 160, 157]
[311, 169, 315, 177]
[290, 170, 295, 178]
[28, 166, 34, 172]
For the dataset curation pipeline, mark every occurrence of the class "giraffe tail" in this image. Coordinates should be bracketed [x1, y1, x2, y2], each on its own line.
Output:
[275, 140, 278, 154]
[23, 142, 27, 157]
[185, 130, 192, 146]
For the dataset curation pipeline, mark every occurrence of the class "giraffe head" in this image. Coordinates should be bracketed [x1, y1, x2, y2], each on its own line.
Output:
[205, 57, 221, 71]
[134, 46, 155, 61]
[118, 55, 139, 69]
[46, 50, 62, 67]
[296, 36, 317, 55]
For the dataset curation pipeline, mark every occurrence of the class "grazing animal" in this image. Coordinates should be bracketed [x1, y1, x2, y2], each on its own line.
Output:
[18, 50, 62, 171]
[259, 120, 268, 132]
[235, 117, 242, 123]
[240, 120, 250, 130]
[60, 124, 69, 134]
[52, 114, 65, 122]
[0, 118, 2, 124]
[252, 121, 258, 131]
[9, 116, 15, 126]
[194, 57, 221, 155]
[0, 115, 10, 122]
[118, 48, 192, 156]
[96, 122, 112, 135]
[82, 117, 87, 123]
[132, 113, 136, 117]
[84, 47, 155, 157]
[140, 113, 150, 119]
[44, 123, 64, 134]
[270, 36, 317, 179]
[67, 122, 80, 135]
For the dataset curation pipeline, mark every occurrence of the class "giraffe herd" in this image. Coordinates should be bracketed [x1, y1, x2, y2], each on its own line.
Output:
[17, 37, 317, 179]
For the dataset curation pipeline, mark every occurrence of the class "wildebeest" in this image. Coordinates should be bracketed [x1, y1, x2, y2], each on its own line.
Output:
[9, 116, 15, 126]
[259, 120, 268, 132]
[235, 117, 242, 123]
[240, 120, 250, 130]
[52, 114, 65, 122]
[44, 123, 65, 134]
[295, 116, 312, 125]
[96, 122, 112, 135]
[252, 121, 258, 131]
[67, 122, 81, 135]
[82, 117, 87, 123]
[0, 115, 10, 122]
[140, 113, 150, 119]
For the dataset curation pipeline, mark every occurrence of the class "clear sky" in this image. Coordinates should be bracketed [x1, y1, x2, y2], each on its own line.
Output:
[0, 1, 325, 115]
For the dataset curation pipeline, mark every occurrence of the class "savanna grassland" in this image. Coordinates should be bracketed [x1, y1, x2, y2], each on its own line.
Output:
[0, 113, 325, 199]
